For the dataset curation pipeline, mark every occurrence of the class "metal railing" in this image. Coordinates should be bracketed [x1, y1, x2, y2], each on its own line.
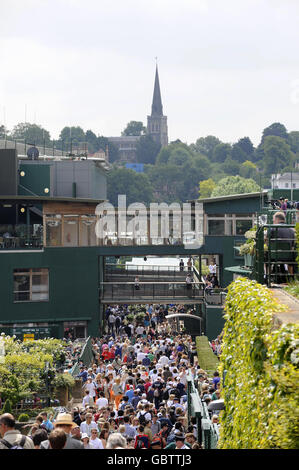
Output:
[187, 372, 219, 449]
[254, 224, 297, 286]
[204, 288, 227, 306]
[105, 263, 194, 278]
[100, 281, 205, 301]
[0, 235, 43, 250]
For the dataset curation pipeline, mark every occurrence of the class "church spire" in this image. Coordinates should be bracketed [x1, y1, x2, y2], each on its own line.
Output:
[151, 65, 163, 116]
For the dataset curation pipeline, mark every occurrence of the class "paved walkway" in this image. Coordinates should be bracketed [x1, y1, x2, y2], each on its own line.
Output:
[270, 287, 299, 325]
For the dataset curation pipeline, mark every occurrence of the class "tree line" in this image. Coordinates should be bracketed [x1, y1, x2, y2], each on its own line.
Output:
[1, 120, 299, 204]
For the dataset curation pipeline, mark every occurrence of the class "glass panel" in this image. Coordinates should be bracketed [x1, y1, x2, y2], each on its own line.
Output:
[80, 217, 97, 246]
[64, 218, 78, 247]
[14, 291, 30, 301]
[14, 274, 30, 292]
[46, 220, 62, 246]
[236, 220, 253, 235]
[208, 220, 225, 235]
[225, 219, 233, 235]
[14, 273, 30, 301]
[32, 271, 49, 301]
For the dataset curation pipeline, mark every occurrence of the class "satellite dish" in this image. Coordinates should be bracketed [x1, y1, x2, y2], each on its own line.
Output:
[27, 146, 39, 160]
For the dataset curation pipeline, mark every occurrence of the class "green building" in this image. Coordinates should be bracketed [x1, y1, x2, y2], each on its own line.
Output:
[1, 148, 279, 341]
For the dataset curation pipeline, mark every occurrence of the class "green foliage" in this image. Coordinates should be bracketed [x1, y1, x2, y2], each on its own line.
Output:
[122, 121, 146, 136]
[211, 175, 260, 197]
[263, 135, 293, 175]
[2, 399, 12, 414]
[18, 413, 30, 422]
[199, 179, 216, 199]
[0, 336, 68, 407]
[219, 278, 299, 449]
[107, 167, 153, 206]
[136, 134, 161, 164]
[10, 122, 51, 146]
[53, 373, 75, 391]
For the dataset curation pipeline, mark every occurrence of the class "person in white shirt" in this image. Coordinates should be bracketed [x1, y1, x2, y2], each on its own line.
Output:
[137, 350, 146, 362]
[136, 325, 144, 335]
[159, 355, 169, 366]
[83, 378, 96, 399]
[96, 392, 108, 410]
[209, 260, 217, 275]
[82, 391, 93, 408]
[80, 413, 98, 437]
[89, 429, 104, 449]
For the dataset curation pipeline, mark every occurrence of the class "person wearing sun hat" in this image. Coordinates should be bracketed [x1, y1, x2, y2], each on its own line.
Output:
[40, 413, 84, 449]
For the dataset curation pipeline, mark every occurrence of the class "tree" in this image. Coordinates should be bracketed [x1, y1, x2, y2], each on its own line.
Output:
[199, 179, 216, 199]
[192, 135, 221, 159]
[107, 167, 153, 206]
[168, 146, 193, 167]
[146, 164, 181, 203]
[122, 121, 146, 136]
[212, 143, 232, 163]
[287, 131, 299, 154]
[263, 135, 293, 175]
[237, 137, 255, 156]
[10, 122, 51, 146]
[136, 134, 161, 164]
[59, 126, 86, 152]
[262, 122, 288, 142]
[211, 175, 260, 197]
[85, 130, 99, 154]
[221, 157, 241, 176]
[231, 143, 248, 163]
[155, 146, 172, 165]
[240, 160, 258, 180]
[0, 124, 8, 138]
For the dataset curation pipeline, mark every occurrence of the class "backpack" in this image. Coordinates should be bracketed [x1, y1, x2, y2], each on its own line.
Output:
[135, 434, 149, 449]
[139, 411, 147, 426]
[0, 436, 26, 449]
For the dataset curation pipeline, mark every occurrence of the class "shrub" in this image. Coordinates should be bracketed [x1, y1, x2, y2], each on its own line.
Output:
[18, 413, 30, 422]
[2, 399, 12, 414]
[219, 277, 299, 449]
[53, 373, 75, 391]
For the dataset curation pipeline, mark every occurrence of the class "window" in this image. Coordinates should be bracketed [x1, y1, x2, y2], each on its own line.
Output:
[208, 220, 225, 235]
[235, 220, 253, 235]
[14, 268, 49, 302]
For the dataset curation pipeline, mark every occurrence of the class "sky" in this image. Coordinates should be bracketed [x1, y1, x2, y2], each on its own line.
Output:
[1, 0, 299, 146]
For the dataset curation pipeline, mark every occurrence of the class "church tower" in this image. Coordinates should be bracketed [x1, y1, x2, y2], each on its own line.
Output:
[147, 65, 168, 147]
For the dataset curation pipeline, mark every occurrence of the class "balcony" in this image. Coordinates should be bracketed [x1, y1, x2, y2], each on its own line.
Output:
[0, 225, 43, 250]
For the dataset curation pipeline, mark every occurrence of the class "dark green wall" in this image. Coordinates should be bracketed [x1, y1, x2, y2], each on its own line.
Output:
[203, 195, 263, 214]
[0, 247, 101, 337]
[19, 163, 51, 197]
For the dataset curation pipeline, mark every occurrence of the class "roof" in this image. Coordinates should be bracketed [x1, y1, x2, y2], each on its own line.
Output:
[194, 190, 267, 204]
[151, 65, 163, 116]
[0, 195, 107, 204]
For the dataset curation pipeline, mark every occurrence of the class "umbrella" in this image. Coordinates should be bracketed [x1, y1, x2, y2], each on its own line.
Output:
[207, 399, 224, 411]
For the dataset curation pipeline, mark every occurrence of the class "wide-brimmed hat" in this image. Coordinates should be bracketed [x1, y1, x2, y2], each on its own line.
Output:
[81, 433, 89, 440]
[174, 431, 185, 440]
[54, 413, 77, 428]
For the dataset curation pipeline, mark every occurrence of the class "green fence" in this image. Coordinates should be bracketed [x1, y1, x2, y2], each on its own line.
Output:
[187, 372, 219, 449]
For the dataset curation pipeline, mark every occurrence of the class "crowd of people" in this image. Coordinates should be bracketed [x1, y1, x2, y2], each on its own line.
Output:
[0, 304, 221, 450]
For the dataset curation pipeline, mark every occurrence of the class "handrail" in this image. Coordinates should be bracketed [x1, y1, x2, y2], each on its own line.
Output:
[100, 281, 204, 285]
